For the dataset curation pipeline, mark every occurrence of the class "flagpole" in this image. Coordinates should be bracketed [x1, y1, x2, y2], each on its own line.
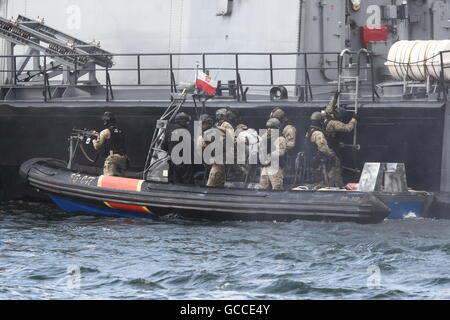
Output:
[195, 60, 199, 91]
[194, 60, 201, 114]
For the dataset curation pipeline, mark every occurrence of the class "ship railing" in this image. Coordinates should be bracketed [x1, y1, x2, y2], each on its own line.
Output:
[438, 50, 450, 102]
[0, 51, 376, 103]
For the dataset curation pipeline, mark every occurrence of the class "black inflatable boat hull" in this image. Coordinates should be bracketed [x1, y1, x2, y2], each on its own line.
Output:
[19, 158, 391, 223]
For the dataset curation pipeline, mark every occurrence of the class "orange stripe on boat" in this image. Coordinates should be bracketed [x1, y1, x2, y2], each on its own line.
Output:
[98, 175, 153, 214]
[98, 175, 143, 191]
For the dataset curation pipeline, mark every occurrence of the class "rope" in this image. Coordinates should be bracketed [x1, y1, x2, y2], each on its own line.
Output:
[79, 142, 97, 163]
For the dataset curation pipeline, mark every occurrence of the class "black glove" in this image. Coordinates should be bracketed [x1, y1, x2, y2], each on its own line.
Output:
[333, 90, 340, 101]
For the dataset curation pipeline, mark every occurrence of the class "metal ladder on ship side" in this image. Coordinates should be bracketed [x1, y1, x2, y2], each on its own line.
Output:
[336, 48, 372, 150]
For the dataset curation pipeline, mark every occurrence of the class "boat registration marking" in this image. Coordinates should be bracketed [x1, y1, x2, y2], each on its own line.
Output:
[70, 173, 96, 185]
[340, 196, 361, 202]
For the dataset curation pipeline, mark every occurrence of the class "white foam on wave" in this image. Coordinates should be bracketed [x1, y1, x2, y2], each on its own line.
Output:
[403, 212, 418, 219]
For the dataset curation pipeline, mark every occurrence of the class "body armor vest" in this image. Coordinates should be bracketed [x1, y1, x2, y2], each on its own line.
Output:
[104, 125, 126, 156]
[260, 133, 286, 168]
[304, 126, 327, 168]
[323, 116, 340, 151]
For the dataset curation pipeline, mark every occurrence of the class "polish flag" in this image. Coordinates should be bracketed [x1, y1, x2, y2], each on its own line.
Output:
[196, 71, 217, 96]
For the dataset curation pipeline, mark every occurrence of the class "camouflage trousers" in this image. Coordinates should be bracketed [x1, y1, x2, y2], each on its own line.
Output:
[103, 154, 127, 176]
[259, 167, 284, 190]
[207, 164, 226, 188]
[310, 160, 343, 188]
[327, 157, 344, 188]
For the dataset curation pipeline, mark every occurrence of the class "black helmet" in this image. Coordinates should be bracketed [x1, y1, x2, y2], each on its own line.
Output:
[215, 108, 228, 122]
[174, 112, 191, 127]
[334, 106, 347, 121]
[199, 113, 214, 127]
[310, 112, 325, 127]
[270, 107, 287, 122]
[102, 111, 116, 126]
[266, 117, 281, 129]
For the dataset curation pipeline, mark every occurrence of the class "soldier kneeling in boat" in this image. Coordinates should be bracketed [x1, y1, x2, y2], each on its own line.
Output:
[259, 118, 287, 190]
[93, 112, 128, 177]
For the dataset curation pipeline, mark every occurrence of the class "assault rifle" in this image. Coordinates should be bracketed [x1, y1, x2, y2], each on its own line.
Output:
[72, 128, 99, 144]
[68, 128, 100, 169]
[327, 90, 340, 114]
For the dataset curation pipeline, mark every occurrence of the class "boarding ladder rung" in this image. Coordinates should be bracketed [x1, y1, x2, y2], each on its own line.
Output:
[337, 49, 368, 149]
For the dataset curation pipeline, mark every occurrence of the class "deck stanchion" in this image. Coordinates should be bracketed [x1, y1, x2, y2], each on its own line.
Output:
[269, 53, 274, 86]
[137, 54, 141, 85]
[169, 54, 175, 96]
[441, 52, 447, 102]
[43, 55, 47, 102]
[202, 53, 206, 73]
[106, 64, 109, 102]
[13, 55, 17, 85]
[235, 53, 240, 101]
[304, 53, 308, 102]
[74, 56, 78, 85]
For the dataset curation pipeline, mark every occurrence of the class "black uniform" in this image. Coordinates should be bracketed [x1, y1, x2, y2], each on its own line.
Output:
[164, 123, 194, 184]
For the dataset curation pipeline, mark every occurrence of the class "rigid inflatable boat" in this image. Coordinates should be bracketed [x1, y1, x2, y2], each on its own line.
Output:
[19, 158, 392, 224]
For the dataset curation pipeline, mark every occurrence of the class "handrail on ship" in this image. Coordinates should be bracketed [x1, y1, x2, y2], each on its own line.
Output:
[439, 50, 450, 101]
[0, 51, 383, 103]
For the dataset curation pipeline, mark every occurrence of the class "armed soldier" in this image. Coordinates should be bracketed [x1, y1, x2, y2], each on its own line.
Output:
[323, 91, 357, 144]
[199, 113, 214, 132]
[92, 112, 128, 177]
[195, 113, 214, 183]
[323, 91, 357, 187]
[305, 112, 339, 188]
[268, 107, 297, 184]
[163, 112, 194, 184]
[215, 108, 234, 132]
[203, 108, 235, 187]
[269, 108, 296, 151]
[196, 113, 215, 152]
[226, 108, 250, 179]
[259, 118, 287, 190]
